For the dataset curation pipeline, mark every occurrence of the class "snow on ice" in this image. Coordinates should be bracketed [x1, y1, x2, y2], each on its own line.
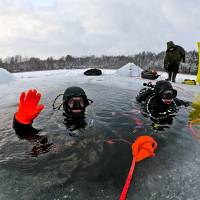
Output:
[0, 64, 199, 107]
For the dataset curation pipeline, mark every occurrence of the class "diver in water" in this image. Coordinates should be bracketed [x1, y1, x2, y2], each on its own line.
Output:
[136, 80, 190, 130]
[53, 86, 93, 132]
[13, 87, 93, 155]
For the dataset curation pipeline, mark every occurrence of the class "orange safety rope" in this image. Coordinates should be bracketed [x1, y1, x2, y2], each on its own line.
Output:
[119, 136, 157, 200]
[188, 119, 200, 140]
[104, 138, 132, 145]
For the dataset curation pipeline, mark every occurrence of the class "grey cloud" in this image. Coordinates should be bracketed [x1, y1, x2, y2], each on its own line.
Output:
[0, 0, 199, 58]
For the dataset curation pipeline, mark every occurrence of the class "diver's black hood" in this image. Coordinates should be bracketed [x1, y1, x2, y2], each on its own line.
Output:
[154, 80, 177, 106]
[63, 86, 89, 117]
[154, 80, 173, 95]
[63, 87, 88, 100]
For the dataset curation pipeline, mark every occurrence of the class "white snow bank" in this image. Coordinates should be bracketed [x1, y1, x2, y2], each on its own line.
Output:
[0, 68, 16, 84]
[14, 69, 70, 79]
[159, 71, 197, 83]
[115, 63, 143, 77]
[0, 68, 199, 108]
[115, 62, 198, 84]
[14, 69, 116, 79]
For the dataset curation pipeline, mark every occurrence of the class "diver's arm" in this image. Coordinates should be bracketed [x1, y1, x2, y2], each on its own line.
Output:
[174, 98, 191, 107]
[13, 114, 52, 157]
[13, 115, 39, 137]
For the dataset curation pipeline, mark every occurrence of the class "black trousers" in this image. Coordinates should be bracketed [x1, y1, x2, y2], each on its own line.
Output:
[167, 63, 179, 82]
[168, 63, 179, 73]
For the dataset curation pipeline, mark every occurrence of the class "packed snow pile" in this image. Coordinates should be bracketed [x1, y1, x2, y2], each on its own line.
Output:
[116, 63, 143, 77]
[0, 68, 16, 84]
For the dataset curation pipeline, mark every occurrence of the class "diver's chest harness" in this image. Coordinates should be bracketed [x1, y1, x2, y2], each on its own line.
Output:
[146, 94, 177, 120]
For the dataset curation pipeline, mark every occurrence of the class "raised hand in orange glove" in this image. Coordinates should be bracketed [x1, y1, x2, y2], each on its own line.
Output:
[15, 89, 44, 124]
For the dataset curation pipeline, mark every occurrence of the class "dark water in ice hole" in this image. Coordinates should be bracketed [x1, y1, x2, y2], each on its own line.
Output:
[0, 83, 200, 200]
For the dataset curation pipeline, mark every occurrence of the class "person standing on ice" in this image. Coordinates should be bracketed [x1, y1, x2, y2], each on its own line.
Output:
[164, 41, 185, 82]
[13, 87, 93, 155]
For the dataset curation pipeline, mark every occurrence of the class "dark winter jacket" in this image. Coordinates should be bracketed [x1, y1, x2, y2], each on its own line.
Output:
[164, 41, 185, 73]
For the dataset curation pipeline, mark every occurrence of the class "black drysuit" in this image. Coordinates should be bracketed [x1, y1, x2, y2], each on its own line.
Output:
[13, 114, 87, 156]
[136, 81, 189, 129]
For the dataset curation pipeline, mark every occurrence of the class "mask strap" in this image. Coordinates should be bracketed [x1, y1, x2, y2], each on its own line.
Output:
[173, 89, 177, 98]
[52, 94, 64, 110]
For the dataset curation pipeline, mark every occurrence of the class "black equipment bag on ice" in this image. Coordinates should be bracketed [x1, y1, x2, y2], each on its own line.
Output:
[141, 70, 159, 80]
[84, 68, 102, 76]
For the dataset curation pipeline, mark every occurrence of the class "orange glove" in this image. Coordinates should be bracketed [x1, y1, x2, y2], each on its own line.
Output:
[15, 89, 44, 124]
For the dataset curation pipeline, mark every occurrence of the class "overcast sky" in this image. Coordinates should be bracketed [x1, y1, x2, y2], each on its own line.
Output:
[0, 0, 199, 58]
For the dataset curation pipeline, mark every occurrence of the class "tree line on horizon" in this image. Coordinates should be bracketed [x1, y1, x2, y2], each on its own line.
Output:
[0, 50, 198, 74]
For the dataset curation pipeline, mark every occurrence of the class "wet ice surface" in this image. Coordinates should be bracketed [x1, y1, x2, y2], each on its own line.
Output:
[0, 69, 200, 200]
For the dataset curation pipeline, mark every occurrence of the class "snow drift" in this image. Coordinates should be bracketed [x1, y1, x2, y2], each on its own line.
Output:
[0, 68, 16, 84]
[115, 63, 143, 77]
